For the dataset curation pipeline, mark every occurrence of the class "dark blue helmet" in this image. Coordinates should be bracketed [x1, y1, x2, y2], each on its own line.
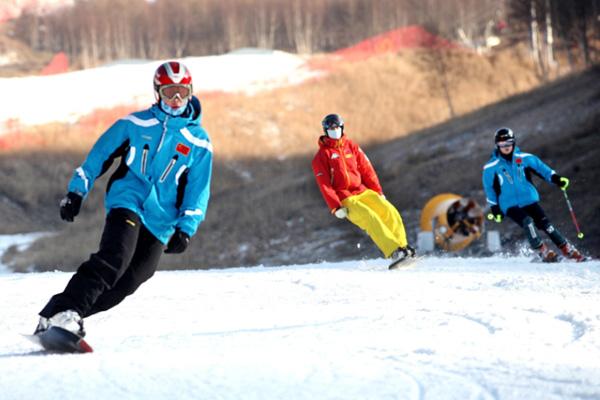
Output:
[321, 113, 344, 134]
[494, 127, 515, 144]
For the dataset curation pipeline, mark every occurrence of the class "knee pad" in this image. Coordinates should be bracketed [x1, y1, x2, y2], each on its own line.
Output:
[522, 217, 536, 233]
[522, 217, 542, 248]
[544, 224, 567, 247]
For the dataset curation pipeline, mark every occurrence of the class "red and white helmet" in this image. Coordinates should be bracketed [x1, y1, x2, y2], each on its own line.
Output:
[153, 61, 193, 101]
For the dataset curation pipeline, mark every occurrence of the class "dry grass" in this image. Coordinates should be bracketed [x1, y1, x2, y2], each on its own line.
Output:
[204, 45, 543, 159]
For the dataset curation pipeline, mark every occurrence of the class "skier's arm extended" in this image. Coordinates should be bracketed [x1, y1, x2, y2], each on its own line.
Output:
[68, 119, 130, 198]
[524, 153, 556, 182]
[482, 162, 500, 208]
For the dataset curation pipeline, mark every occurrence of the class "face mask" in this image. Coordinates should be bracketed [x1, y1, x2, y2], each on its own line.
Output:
[327, 127, 342, 139]
[161, 100, 188, 116]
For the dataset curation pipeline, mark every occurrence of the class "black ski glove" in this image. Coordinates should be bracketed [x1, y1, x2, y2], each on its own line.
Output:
[165, 229, 190, 254]
[59, 192, 83, 222]
[551, 174, 570, 190]
[487, 205, 503, 223]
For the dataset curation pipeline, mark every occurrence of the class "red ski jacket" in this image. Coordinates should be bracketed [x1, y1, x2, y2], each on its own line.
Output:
[312, 135, 383, 212]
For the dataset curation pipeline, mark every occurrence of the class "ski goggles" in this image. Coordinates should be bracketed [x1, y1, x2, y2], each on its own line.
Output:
[159, 84, 192, 101]
[323, 122, 341, 130]
[496, 140, 515, 148]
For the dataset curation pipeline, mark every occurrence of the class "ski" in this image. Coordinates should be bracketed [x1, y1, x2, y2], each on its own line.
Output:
[530, 255, 592, 263]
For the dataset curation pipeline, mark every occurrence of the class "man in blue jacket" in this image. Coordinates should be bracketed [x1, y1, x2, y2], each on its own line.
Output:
[482, 127, 583, 262]
[35, 61, 213, 337]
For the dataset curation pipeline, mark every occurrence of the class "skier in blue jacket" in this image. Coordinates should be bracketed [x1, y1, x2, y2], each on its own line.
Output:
[35, 61, 213, 337]
[482, 127, 583, 262]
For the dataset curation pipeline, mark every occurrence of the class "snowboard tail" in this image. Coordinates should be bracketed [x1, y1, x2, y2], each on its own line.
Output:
[389, 256, 421, 270]
[24, 326, 93, 353]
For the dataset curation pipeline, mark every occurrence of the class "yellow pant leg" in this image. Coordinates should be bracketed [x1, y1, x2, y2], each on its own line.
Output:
[360, 190, 408, 249]
[342, 190, 408, 257]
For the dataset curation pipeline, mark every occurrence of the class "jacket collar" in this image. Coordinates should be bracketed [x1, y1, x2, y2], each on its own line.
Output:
[318, 135, 345, 149]
[151, 96, 203, 128]
[493, 145, 521, 162]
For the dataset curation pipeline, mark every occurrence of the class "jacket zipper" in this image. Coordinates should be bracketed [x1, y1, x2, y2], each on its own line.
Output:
[514, 160, 524, 204]
[157, 117, 168, 152]
[339, 148, 350, 189]
[141, 144, 149, 175]
[160, 155, 178, 183]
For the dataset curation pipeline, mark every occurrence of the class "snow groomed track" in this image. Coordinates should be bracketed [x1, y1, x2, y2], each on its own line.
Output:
[1, 256, 599, 400]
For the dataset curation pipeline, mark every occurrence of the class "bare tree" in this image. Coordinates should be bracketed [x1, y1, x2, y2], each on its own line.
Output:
[283, 0, 325, 54]
[530, 0, 547, 77]
[545, 0, 557, 70]
[222, 0, 245, 52]
[573, 0, 592, 65]
[12, 0, 595, 68]
[509, 0, 598, 72]
[252, 2, 279, 49]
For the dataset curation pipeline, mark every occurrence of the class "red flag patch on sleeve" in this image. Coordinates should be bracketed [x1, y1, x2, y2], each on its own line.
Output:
[176, 143, 191, 156]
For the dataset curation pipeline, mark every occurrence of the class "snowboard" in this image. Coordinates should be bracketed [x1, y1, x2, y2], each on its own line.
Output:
[389, 256, 421, 270]
[23, 326, 93, 354]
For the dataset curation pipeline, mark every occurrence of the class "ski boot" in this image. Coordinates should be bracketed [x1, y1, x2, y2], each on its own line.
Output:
[559, 242, 585, 262]
[537, 243, 559, 263]
[36, 310, 86, 338]
[389, 245, 416, 269]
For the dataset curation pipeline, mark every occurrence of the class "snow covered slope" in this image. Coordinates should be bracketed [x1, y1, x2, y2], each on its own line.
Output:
[1, 256, 599, 399]
[0, 50, 318, 131]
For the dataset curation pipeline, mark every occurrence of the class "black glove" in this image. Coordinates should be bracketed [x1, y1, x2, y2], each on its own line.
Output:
[551, 174, 570, 190]
[59, 192, 83, 222]
[487, 205, 503, 223]
[165, 229, 190, 254]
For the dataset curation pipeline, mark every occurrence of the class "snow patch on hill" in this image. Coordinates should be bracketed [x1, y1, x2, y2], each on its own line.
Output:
[0, 50, 320, 133]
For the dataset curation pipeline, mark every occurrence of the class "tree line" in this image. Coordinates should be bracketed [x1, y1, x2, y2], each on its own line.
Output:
[9, 0, 599, 69]
[508, 0, 600, 76]
[11, 0, 500, 67]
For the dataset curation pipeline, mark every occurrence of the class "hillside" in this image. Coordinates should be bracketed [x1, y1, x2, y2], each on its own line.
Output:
[1, 52, 598, 271]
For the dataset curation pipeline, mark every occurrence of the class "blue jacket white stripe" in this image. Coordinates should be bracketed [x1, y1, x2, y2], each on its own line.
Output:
[482, 146, 555, 213]
[67, 96, 212, 243]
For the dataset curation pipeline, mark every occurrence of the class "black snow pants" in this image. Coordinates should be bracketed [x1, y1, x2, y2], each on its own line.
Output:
[40, 208, 164, 319]
[505, 202, 567, 250]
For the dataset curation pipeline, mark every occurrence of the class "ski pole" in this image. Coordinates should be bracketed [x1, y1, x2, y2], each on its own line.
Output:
[562, 189, 584, 239]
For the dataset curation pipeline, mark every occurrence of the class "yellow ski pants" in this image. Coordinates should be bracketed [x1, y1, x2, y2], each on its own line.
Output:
[341, 189, 408, 258]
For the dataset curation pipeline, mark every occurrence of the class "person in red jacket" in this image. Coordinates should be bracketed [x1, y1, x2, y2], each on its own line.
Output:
[312, 113, 415, 269]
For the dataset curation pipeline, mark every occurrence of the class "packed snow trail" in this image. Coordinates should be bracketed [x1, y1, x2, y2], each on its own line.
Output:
[1, 256, 599, 400]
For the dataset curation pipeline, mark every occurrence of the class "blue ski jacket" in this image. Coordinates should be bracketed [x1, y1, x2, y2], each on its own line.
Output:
[67, 96, 212, 243]
[482, 147, 555, 213]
